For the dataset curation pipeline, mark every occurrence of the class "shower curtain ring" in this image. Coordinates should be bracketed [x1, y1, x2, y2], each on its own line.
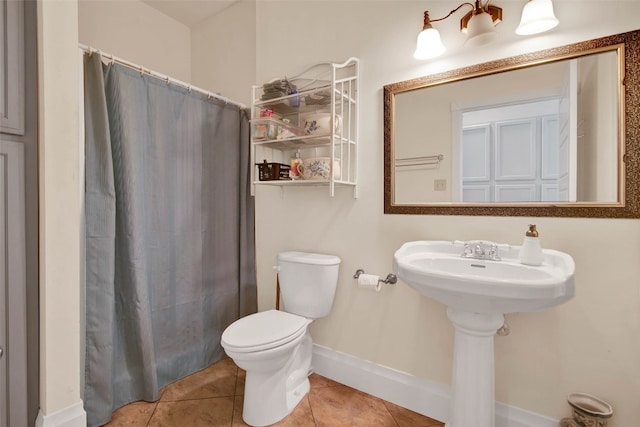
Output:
[166, 76, 170, 85]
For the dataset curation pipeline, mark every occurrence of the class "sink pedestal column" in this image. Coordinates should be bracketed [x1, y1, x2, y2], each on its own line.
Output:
[445, 307, 505, 427]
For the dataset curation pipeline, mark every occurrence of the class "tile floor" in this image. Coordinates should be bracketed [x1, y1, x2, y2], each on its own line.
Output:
[104, 358, 445, 427]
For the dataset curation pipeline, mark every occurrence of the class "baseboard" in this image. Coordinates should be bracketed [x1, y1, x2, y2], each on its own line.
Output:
[311, 344, 559, 427]
[35, 400, 87, 427]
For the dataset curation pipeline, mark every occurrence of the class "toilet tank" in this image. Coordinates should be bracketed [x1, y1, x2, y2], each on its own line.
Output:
[277, 251, 341, 319]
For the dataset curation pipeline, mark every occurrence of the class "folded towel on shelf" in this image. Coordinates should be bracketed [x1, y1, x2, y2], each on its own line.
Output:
[261, 79, 297, 100]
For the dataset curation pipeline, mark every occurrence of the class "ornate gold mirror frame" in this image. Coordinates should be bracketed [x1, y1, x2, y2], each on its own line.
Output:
[384, 30, 640, 217]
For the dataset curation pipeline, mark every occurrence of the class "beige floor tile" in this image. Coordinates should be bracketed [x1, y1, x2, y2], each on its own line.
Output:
[272, 396, 316, 427]
[235, 369, 246, 396]
[309, 373, 341, 389]
[308, 384, 398, 427]
[148, 396, 234, 427]
[104, 401, 157, 427]
[232, 395, 245, 427]
[383, 401, 445, 427]
[161, 358, 238, 401]
[232, 394, 316, 427]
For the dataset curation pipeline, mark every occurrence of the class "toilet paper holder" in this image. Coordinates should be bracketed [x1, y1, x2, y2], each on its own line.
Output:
[353, 269, 397, 285]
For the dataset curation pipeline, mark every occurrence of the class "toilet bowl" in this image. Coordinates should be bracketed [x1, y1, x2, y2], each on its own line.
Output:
[222, 310, 312, 426]
[221, 251, 340, 427]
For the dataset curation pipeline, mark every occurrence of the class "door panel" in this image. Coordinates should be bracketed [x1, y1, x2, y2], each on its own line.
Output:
[0, 150, 6, 427]
[462, 125, 491, 181]
[462, 185, 491, 202]
[541, 115, 559, 179]
[0, 141, 27, 427]
[0, 0, 24, 135]
[495, 119, 536, 181]
[495, 183, 537, 202]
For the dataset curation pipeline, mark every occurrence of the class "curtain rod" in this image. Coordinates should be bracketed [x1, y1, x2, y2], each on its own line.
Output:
[78, 44, 247, 109]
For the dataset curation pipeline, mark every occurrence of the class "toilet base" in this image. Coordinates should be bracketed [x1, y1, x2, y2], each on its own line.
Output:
[242, 333, 313, 426]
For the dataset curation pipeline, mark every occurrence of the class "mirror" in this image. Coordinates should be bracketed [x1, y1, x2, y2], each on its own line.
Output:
[384, 30, 640, 217]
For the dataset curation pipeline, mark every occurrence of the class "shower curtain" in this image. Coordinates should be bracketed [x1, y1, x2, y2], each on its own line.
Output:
[82, 53, 257, 426]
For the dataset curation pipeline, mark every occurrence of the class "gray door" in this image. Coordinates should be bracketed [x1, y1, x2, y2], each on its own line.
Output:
[0, 0, 28, 424]
[0, 141, 27, 427]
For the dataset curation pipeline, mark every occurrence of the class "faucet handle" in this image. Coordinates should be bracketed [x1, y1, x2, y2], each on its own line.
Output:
[463, 242, 473, 256]
[488, 244, 501, 260]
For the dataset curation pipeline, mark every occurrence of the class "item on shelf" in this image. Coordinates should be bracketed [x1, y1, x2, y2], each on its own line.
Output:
[261, 79, 297, 101]
[276, 119, 298, 139]
[252, 118, 278, 141]
[290, 78, 331, 92]
[303, 90, 332, 106]
[301, 112, 342, 135]
[297, 157, 341, 181]
[251, 118, 302, 141]
[256, 160, 291, 181]
[288, 90, 300, 108]
[290, 150, 303, 180]
[300, 113, 342, 143]
[259, 108, 278, 118]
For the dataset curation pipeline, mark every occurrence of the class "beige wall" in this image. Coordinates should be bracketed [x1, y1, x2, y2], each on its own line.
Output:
[37, 0, 81, 416]
[253, 2, 640, 426]
[191, 0, 256, 107]
[78, 0, 191, 82]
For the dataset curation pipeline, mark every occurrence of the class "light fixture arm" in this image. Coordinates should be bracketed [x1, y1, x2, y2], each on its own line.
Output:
[427, 2, 475, 24]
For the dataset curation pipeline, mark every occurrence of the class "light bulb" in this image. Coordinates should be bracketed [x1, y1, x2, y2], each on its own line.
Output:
[516, 0, 559, 35]
[414, 27, 446, 60]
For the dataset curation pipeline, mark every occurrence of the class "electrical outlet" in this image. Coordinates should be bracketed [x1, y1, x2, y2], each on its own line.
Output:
[434, 179, 447, 191]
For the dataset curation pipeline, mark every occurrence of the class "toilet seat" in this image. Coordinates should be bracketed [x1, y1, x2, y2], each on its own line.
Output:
[221, 309, 311, 353]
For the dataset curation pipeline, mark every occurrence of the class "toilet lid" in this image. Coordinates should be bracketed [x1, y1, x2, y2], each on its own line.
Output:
[221, 309, 311, 353]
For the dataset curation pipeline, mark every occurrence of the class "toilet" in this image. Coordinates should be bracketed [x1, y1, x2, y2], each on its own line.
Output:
[221, 251, 341, 427]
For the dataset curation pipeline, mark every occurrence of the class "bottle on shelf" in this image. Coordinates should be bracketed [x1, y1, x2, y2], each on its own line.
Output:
[290, 150, 302, 180]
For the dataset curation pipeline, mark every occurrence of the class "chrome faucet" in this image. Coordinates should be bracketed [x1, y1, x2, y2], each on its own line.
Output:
[461, 241, 501, 261]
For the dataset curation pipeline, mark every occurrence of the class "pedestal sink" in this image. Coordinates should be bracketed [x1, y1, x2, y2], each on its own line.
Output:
[393, 240, 575, 427]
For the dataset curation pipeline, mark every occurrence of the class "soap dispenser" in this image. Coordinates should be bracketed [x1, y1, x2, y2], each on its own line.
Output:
[519, 224, 543, 266]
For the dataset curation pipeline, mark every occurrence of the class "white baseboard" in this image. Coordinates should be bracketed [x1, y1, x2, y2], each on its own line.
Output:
[311, 344, 559, 427]
[35, 400, 87, 427]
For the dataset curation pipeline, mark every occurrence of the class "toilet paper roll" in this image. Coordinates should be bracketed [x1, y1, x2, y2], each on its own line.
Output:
[357, 273, 381, 292]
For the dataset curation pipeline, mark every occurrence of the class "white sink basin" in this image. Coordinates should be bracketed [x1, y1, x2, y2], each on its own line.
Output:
[393, 240, 575, 427]
[393, 240, 575, 314]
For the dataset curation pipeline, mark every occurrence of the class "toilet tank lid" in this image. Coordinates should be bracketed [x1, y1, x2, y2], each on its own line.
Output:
[278, 251, 341, 266]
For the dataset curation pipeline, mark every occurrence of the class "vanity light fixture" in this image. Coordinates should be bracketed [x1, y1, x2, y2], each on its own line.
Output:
[414, 0, 559, 60]
[515, 0, 559, 35]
